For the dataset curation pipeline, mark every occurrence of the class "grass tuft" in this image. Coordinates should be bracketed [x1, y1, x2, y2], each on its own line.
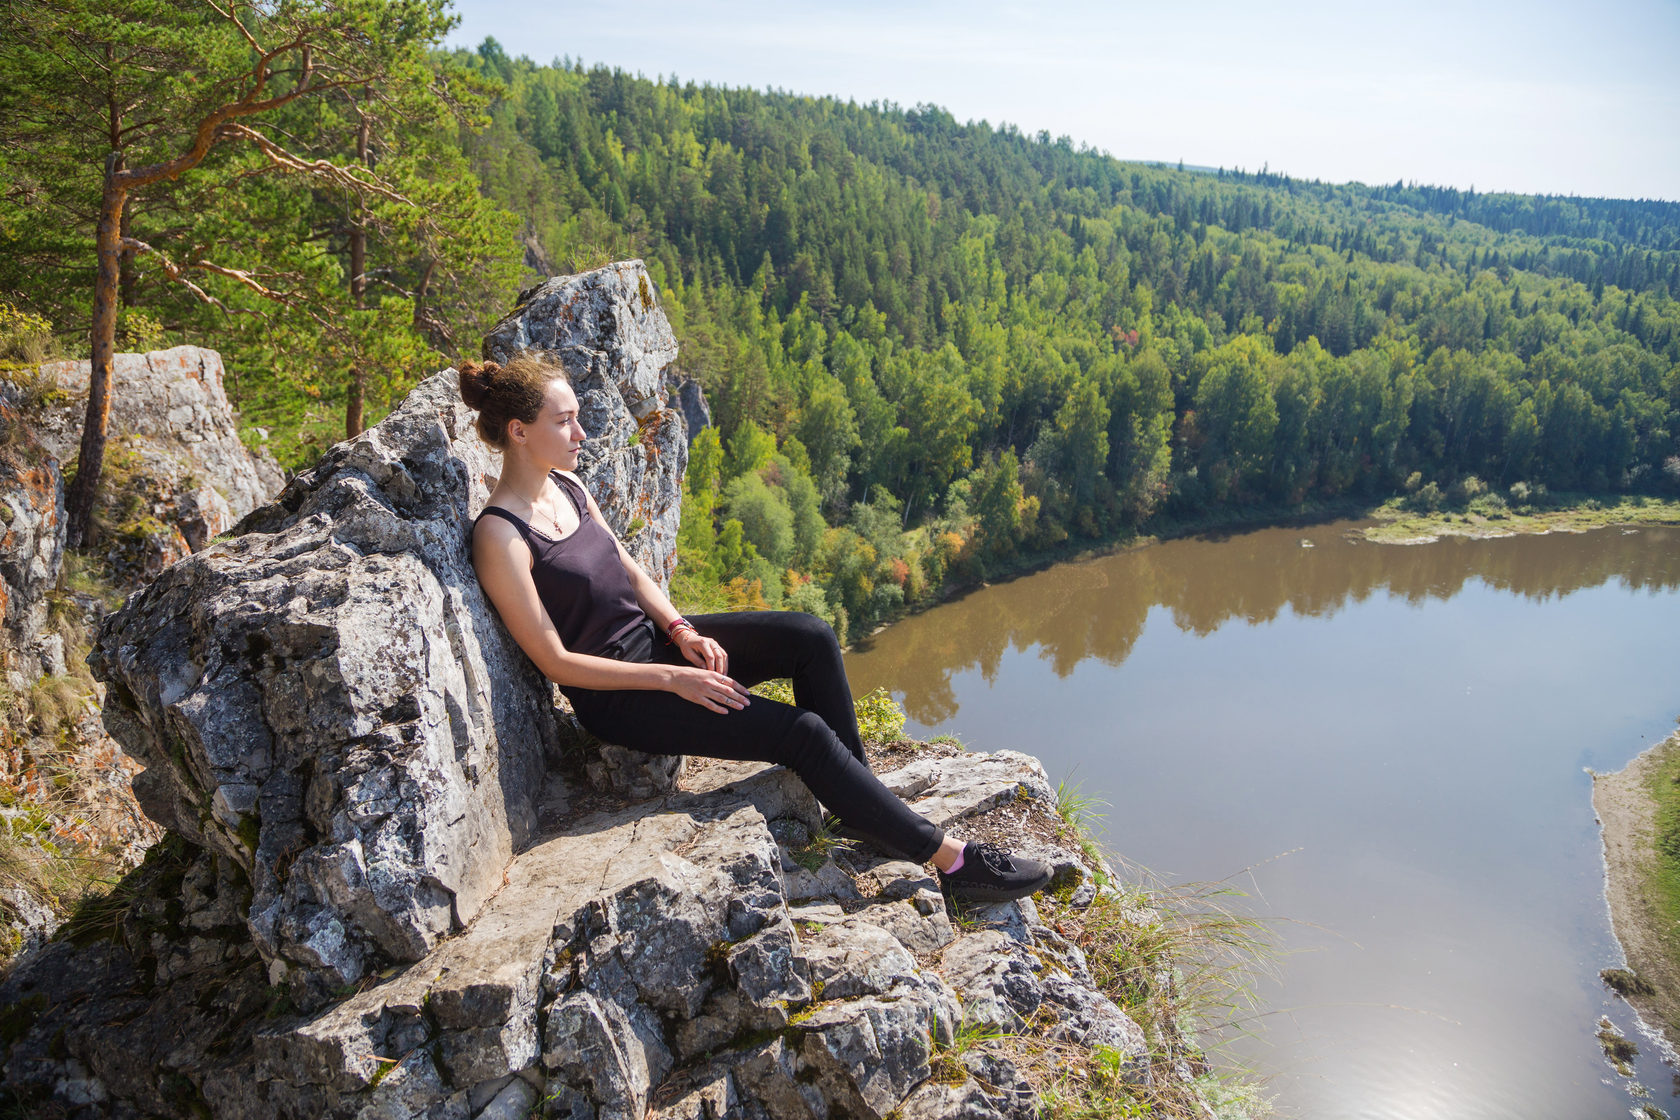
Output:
[1603, 967, 1656, 998]
[1598, 1016, 1638, 1075]
[1019, 791, 1275, 1118]
[789, 817, 845, 873]
[928, 1011, 1012, 1084]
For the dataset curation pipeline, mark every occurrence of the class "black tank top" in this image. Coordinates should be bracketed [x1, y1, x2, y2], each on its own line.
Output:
[474, 472, 647, 658]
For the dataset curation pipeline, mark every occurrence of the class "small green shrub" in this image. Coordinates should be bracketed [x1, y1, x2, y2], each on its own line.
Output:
[0, 302, 53, 368]
[853, 687, 907, 745]
[1405, 481, 1443, 513]
[116, 310, 168, 353]
[1448, 475, 1487, 505]
[1468, 493, 1509, 519]
[744, 681, 906, 746]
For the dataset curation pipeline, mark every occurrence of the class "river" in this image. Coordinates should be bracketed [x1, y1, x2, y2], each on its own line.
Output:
[844, 520, 1680, 1120]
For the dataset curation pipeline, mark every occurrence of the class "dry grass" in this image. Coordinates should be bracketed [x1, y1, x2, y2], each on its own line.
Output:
[1020, 867, 1275, 1119]
[0, 550, 149, 969]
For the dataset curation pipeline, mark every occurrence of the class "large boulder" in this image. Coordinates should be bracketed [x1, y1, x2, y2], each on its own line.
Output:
[87, 263, 687, 1005]
[31, 346, 286, 573]
[0, 750, 1158, 1120]
[482, 261, 687, 585]
[93, 370, 557, 1003]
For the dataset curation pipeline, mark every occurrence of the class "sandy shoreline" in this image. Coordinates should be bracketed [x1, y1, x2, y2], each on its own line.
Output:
[1594, 731, 1680, 1044]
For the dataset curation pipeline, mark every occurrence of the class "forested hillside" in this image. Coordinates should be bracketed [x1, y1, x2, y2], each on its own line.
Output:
[456, 44, 1680, 634]
[6, 20, 1678, 641]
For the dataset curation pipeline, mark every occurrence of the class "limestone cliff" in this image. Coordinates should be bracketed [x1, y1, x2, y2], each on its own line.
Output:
[0, 263, 1226, 1119]
[0, 345, 286, 958]
[482, 261, 688, 585]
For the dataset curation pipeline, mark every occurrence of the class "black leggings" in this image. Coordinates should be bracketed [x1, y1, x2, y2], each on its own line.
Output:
[564, 611, 945, 864]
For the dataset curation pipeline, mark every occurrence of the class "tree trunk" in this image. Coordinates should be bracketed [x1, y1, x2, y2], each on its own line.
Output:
[65, 163, 126, 549]
[413, 257, 435, 331]
[346, 205, 367, 437]
[345, 364, 364, 439]
[345, 95, 371, 440]
[118, 195, 136, 311]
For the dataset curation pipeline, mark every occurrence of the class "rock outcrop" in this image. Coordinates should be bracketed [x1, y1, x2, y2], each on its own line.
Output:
[28, 346, 286, 587]
[0, 346, 287, 959]
[1, 345, 283, 688]
[0, 403, 66, 682]
[93, 369, 560, 1004]
[483, 261, 687, 586]
[0, 264, 1217, 1118]
[0, 748, 1162, 1120]
[663, 369, 711, 445]
[76, 261, 686, 1006]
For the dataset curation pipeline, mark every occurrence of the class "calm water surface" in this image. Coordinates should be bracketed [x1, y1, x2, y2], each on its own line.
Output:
[845, 522, 1680, 1120]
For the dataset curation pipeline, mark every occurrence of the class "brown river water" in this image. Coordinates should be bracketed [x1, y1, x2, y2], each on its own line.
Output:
[845, 520, 1680, 1120]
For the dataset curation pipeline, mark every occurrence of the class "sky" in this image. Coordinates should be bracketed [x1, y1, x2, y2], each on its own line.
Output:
[446, 0, 1680, 202]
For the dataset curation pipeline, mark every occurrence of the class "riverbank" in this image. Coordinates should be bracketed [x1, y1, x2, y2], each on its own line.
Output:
[1594, 730, 1680, 1045]
[1363, 494, 1680, 544]
[858, 492, 1680, 642]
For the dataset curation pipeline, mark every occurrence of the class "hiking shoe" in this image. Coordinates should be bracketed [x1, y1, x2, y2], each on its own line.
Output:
[939, 843, 1053, 903]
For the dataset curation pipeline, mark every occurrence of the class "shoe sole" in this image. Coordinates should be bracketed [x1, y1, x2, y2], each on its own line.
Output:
[944, 868, 1054, 903]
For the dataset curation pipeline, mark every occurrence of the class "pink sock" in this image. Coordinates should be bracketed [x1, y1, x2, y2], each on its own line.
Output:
[945, 843, 966, 874]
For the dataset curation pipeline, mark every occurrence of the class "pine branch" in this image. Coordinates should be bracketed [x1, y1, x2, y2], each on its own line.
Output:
[219, 123, 421, 209]
[118, 236, 333, 328]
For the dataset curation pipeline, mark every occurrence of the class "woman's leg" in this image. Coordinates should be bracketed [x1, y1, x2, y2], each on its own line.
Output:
[686, 612, 866, 764]
[569, 682, 943, 863]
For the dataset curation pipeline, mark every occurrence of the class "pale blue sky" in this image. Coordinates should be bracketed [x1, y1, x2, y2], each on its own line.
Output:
[447, 0, 1680, 201]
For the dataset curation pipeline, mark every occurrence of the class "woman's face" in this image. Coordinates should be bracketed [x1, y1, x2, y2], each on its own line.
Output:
[515, 378, 587, 470]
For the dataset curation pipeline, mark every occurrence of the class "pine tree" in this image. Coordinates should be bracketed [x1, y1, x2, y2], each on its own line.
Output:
[0, 0, 494, 545]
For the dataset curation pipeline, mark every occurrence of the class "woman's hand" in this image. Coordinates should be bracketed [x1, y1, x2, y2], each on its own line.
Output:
[670, 665, 751, 714]
[674, 628, 728, 674]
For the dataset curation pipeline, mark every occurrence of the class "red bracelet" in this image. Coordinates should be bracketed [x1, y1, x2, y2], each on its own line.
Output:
[667, 617, 696, 640]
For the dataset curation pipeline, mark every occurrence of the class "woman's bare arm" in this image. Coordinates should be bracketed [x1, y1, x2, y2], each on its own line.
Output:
[471, 514, 747, 713]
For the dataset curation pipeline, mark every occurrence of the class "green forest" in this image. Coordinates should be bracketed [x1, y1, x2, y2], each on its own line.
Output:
[5, 6, 1680, 640]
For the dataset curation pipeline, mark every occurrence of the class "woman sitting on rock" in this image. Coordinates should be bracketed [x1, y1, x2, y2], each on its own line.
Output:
[462, 354, 1050, 904]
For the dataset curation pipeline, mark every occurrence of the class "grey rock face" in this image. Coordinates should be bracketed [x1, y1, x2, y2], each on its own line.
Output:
[33, 346, 285, 550]
[2, 346, 283, 685]
[878, 749, 1058, 829]
[0, 750, 1175, 1120]
[663, 369, 711, 444]
[89, 370, 563, 1003]
[584, 740, 686, 800]
[0, 408, 65, 684]
[483, 260, 687, 586]
[84, 264, 693, 1002]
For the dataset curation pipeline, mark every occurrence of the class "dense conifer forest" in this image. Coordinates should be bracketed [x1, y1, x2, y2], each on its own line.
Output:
[5, 20, 1678, 637]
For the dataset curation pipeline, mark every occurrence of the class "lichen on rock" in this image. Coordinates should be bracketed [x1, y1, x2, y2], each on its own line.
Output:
[0, 263, 1227, 1120]
[1, 344, 287, 963]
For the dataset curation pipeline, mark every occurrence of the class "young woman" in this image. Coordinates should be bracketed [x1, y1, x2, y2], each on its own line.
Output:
[463, 354, 1050, 903]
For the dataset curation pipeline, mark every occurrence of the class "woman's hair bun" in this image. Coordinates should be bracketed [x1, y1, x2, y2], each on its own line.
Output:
[458, 352, 566, 449]
[457, 360, 503, 410]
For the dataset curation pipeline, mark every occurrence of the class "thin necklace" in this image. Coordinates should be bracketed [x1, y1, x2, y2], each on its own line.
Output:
[507, 478, 570, 537]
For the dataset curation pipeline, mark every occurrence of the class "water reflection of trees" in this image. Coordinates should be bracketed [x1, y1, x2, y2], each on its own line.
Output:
[849, 526, 1680, 727]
